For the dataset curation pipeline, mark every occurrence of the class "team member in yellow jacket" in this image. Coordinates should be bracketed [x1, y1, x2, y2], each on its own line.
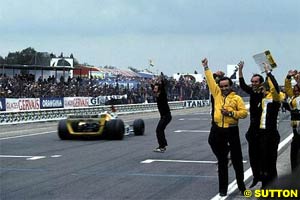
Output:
[201, 58, 248, 197]
[284, 70, 300, 172]
[257, 63, 285, 188]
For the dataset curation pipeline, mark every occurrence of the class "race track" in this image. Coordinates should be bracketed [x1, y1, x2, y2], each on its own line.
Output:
[0, 107, 293, 200]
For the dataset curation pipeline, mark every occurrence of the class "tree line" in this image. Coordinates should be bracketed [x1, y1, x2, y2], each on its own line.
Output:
[0, 47, 80, 66]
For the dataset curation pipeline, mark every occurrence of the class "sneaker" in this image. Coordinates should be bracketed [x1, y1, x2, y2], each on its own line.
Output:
[153, 147, 166, 153]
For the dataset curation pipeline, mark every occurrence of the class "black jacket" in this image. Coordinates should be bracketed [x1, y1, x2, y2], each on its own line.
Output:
[153, 79, 171, 117]
[239, 77, 264, 130]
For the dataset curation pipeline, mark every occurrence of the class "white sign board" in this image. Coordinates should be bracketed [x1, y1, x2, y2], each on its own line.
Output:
[253, 50, 277, 72]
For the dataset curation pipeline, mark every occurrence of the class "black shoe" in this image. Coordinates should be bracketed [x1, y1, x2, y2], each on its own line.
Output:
[238, 183, 246, 196]
[250, 179, 259, 188]
[240, 188, 246, 196]
[219, 192, 227, 197]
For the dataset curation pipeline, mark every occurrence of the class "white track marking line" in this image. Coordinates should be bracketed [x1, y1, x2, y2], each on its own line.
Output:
[0, 131, 56, 141]
[0, 154, 62, 160]
[50, 155, 62, 158]
[27, 156, 46, 160]
[0, 155, 46, 160]
[210, 133, 293, 200]
[141, 159, 217, 164]
[141, 159, 247, 164]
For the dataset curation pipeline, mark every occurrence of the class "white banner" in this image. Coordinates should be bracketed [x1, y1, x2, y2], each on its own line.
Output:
[89, 95, 128, 106]
[19, 98, 40, 111]
[64, 97, 89, 108]
[6, 98, 40, 111]
[6, 98, 20, 112]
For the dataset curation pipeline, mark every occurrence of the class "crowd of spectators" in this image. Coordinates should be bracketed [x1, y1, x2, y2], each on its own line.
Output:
[0, 72, 248, 104]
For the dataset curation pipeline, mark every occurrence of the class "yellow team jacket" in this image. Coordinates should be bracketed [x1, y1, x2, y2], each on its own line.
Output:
[285, 78, 300, 110]
[285, 77, 300, 127]
[259, 76, 285, 129]
[205, 69, 248, 128]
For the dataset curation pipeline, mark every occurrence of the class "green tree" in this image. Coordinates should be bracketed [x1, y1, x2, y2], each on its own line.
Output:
[4, 47, 80, 66]
[5, 47, 37, 65]
[0, 56, 4, 64]
[20, 47, 37, 64]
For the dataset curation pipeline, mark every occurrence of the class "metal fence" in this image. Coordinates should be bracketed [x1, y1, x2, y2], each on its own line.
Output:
[0, 101, 184, 125]
[0, 99, 212, 125]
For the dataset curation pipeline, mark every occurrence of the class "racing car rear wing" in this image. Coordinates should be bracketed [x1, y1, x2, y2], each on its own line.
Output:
[67, 114, 100, 119]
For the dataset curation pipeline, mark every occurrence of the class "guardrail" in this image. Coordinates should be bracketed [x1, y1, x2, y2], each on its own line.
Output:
[0, 101, 175, 125]
[0, 100, 211, 125]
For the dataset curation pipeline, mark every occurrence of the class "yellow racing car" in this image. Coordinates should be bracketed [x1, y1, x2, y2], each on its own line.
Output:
[58, 111, 145, 140]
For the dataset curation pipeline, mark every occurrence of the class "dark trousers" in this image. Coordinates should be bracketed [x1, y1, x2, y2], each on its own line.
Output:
[208, 125, 245, 194]
[291, 128, 300, 172]
[245, 127, 261, 181]
[258, 129, 280, 188]
[156, 114, 172, 148]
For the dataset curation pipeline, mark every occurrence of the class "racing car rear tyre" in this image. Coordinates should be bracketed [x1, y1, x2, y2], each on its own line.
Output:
[58, 119, 71, 140]
[133, 119, 145, 136]
[105, 119, 125, 140]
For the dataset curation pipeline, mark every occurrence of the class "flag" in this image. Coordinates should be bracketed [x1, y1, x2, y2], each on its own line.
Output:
[149, 59, 154, 67]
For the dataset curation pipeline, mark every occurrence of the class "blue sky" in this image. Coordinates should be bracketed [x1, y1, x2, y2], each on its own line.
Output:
[0, 0, 299, 84]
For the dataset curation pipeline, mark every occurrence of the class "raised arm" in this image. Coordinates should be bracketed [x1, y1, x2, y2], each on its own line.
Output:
[263, 63, 282, 102]
[284, 70, 297, 98]
[201, 58, 221, 98]
[264, 63, 280, 94]
[238, 61, 252, 94]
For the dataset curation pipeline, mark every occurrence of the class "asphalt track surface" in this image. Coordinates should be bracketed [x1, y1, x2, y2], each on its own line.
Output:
[0, 107, 293, 200]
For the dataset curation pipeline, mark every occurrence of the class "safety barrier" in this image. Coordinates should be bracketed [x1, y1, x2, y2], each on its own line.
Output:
[0, 101, 188, 125]
[0, 100, 211, 125]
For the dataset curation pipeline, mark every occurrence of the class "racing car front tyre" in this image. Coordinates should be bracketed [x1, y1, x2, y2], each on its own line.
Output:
[133, 119, 145, 136]
[105, 119, 125, 140]
[58, 119, 71, 140]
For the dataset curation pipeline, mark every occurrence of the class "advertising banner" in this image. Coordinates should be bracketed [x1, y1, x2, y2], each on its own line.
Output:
[6, 98, 20, 112]
[89, 94, 128, 106]
[89, 94, 127, 106]
[184, 100, 210, 108]
[40, 97, 64, 109]
[19, 98, 40, 111]
[0, 98, 5, 111]
[89, 96, 107, 106]
[64, 97, 89, 108]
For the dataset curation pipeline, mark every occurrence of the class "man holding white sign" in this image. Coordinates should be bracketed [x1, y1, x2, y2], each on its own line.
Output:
[238, 61, 265, 188]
